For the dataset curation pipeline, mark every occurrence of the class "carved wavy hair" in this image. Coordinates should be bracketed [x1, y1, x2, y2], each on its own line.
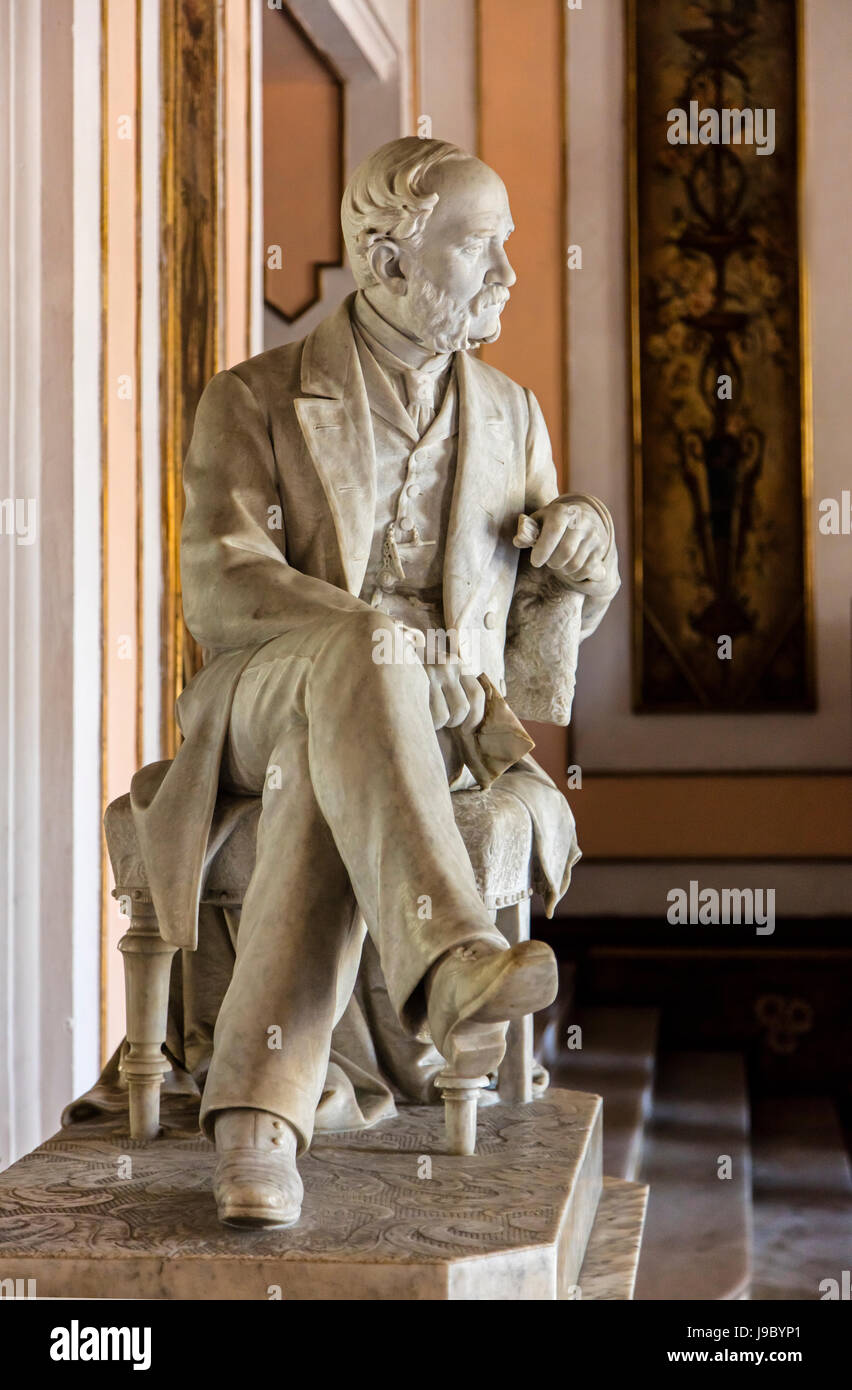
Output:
[341, 137, 473, 288]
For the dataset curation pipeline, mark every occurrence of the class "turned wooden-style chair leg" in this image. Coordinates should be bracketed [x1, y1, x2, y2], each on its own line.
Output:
[436, 903, 503, 1154]
[437, 1071, 489, 1154]
[497, 897, 534, 1104]
[118, 897, 176, 1140]
[437, 897, 536, 1153]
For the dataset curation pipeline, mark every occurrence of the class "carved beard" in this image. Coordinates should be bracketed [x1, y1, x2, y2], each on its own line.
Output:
[405, 271, 510, 354]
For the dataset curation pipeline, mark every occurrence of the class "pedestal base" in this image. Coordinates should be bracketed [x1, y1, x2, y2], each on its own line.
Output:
[0, 1089, 644, 1300]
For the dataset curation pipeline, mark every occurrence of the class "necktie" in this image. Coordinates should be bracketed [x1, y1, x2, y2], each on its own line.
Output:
[406, 371, 436, 437]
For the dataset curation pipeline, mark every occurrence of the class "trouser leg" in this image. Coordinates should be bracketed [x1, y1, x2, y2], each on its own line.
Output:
[300, 610, 504, 1015]
[202, 609, 504, 1148]
[201, 722, 365, 1151]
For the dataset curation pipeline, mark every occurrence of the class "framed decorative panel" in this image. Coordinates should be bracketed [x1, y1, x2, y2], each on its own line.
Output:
[627, 0, 814, 712]
[262, 3, 344, 322]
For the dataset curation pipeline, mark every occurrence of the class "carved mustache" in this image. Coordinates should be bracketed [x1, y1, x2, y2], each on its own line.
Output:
[472, 286, 510, 312]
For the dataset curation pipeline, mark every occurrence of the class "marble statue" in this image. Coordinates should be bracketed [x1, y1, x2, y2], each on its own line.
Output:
[109, 138, 620, 1230]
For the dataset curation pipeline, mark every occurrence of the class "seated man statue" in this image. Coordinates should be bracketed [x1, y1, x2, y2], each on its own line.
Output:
[133, 137, 619, 1229]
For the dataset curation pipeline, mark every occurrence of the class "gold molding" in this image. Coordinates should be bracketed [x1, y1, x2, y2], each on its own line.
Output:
[159, 0, 221, 756]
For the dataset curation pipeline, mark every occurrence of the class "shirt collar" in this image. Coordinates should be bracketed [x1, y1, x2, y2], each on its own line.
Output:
[352, 290, 452, 376]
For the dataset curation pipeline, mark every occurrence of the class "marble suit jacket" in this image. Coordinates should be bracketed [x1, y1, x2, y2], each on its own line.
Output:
[129, 294, 620, 948]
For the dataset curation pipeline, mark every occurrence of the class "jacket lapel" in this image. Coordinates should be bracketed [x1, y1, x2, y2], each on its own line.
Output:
[294, 295, 376, 595]
[353, 334, 420, 443]
[444, 350, 511, 630]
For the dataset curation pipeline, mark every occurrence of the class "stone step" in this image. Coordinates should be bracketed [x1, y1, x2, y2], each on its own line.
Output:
[635, 1051, 752, 1301]
[544, 1006, 660, 1181]
[750, 1095, 852, 1301]
[575, 1176, 648, 1301]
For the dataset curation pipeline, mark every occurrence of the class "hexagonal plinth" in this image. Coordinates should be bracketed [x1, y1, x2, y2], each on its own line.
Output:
[0, 1089, 608, 1300]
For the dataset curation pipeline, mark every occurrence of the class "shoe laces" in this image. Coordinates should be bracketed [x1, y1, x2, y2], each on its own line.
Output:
[454, 942, 488, 962]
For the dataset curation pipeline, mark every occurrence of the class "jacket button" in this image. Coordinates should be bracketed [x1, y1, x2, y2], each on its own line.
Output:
[483, 611, 498, 630]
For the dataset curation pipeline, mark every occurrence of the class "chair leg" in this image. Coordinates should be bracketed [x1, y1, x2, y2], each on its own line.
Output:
[496, 898, 534, 1104]
[436, 898, 535, 1151]
[437, 1071, 489, 1155]
[118, 899, 176, 1140]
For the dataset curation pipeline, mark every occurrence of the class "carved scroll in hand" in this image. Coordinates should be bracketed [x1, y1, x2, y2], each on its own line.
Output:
[451, 674, 535, 791]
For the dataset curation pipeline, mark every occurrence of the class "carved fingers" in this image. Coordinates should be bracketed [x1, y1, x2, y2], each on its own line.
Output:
[524, 500, 609, 584]
[426, 664, 486, 733]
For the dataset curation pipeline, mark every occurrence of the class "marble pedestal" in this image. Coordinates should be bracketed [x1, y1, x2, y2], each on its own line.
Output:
[0, 1088, 646, 1300]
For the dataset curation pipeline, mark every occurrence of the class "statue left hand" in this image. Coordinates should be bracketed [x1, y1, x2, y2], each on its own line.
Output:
[515, 498, 609, 584]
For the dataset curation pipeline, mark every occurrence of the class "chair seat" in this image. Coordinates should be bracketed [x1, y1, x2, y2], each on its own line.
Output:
[105, 784, 533, 918]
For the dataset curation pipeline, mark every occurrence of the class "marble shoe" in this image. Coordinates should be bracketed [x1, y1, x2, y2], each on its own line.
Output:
[426, 938, 558, 1076]
[213, 1108, 303, 1230]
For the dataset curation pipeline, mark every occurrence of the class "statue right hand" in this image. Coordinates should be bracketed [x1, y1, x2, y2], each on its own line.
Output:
[425, 661, 486, 734]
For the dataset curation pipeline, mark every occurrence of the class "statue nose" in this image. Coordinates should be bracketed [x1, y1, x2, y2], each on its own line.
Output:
[487, 253, 516, 289]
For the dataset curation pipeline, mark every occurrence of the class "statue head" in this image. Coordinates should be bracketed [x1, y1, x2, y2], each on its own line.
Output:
[341, 137, 515, 354]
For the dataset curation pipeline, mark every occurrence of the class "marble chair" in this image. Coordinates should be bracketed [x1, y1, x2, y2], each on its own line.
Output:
[105, 777, 540, 1157]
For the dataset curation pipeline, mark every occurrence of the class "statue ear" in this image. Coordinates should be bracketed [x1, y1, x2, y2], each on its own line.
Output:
[367, 239, 406, 294]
